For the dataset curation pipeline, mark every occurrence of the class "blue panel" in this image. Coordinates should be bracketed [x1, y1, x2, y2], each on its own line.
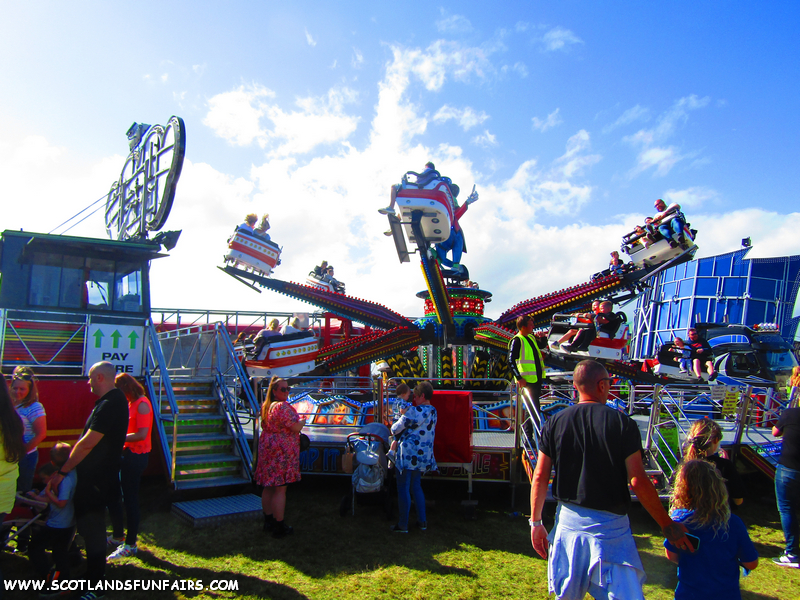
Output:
[673, 262, 686, 280]
[727, 299, 743, 323]
[749, 278, 777, 300]
[657, 304, 671, 329]
[722, 278, 745, 297]
[746, 300, 766, 325]
[679, 299, 692, 329]
[684, 260, 697, 278]
[695, 278, 718, 296]
[661, 282, 677, 301]
[751, 260, 786, 280]
[697, 258, 714, 276]
[731, 257, 748, 277]
[766, 302, 777, 322]
[714, 255, 732, 277]
[678, 279, 694, 297]
[662, 265, 675, 282]
[691, 298, 708, 323]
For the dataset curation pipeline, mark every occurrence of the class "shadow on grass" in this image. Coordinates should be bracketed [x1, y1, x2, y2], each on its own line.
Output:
[142, 476, 528, 580]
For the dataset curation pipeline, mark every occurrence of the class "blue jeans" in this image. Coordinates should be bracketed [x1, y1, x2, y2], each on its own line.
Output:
[657, 218, 685, 242]
[16, 449, 38, 493]
[775, 464, 800, 555]
[396, 469, 426, 530]
[435, 228, 464, 267]
[107, 449, 150, 546]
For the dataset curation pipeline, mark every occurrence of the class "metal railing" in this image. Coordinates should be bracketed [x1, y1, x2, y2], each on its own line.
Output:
[143, 319, 180, 484]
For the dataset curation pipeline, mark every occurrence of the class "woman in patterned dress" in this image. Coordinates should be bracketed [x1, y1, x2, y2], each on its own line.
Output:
[255, 378, 306, 538]
[390, 381, 437, 533]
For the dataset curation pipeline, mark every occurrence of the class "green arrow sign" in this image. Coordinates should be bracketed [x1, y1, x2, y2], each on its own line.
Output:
[128, 331, 139, 349]
[93, 329, 104, 348]
[110, 330, 122, 349]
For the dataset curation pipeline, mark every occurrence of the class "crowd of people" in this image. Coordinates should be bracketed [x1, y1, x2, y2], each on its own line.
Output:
[1, 362, 153, 599]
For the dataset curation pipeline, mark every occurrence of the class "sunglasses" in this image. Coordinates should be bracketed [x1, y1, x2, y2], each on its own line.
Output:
[12, 373, 34, 381]
[277, 386, 291, 393]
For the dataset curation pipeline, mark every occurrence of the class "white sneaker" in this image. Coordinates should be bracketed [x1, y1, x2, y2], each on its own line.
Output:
[378, 207, 396, 216]
[106, 535, 124, 546]
[772, 553, 800, 568]
[108, 544, 137, 560]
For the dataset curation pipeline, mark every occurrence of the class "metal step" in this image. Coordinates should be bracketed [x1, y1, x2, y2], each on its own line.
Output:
[161, 397, 220, 415]
[171, 493, 262, 527]
[173, 475, 251, 491]
[173, 433, 237, 456]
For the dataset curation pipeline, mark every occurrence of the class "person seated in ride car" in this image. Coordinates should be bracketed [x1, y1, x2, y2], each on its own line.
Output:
[379, 162, 438, 216]
[254, 214, 271, 241]
[652, 199, 689, 249]
[686, 328, 717, 380]
[322, 266, 344, 293]
[553, 301, 600, 350]
[238, 213, 258, 234]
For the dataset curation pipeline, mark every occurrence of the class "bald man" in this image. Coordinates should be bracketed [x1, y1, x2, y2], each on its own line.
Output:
[52, 361, 128, 596]
[530, 360, 690, 600]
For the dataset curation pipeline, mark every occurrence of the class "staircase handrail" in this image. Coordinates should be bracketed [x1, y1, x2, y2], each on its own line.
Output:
[144, 319, 180, 485]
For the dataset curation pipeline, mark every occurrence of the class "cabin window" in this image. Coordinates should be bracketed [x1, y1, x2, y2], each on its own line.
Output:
[27, 253, 144, 313]
[113, 262, 142, 312]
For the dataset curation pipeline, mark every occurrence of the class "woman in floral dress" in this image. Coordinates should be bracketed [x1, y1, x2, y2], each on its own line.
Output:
[390, 381, 437, 532]
[255, 378, 306, 538]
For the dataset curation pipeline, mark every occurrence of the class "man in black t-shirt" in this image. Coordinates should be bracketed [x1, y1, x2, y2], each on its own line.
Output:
[51, 361, 128, 597]
[772, 406, 800, 567]
[530, 360, 690, 599]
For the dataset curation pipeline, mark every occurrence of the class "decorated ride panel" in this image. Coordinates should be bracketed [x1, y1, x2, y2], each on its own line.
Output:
[397, 180, 455, 245]
[105, 116, 185, 241]
[224, 228, 281, 277]
[244, 332, 318, 379]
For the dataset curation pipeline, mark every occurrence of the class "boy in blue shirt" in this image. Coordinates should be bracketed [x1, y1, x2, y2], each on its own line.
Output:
[27, 442, 78, 586]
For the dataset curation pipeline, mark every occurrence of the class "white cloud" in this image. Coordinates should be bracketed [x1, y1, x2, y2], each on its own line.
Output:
[391, 40, 497, 92]
[515, 21, 530, 33]
[305, 28, 317, 47]
[160, 73, 169, 83]
[203, 84, 359, 156]
[624, 95, 710, 177]
[192, 64, 206, 75]
[436, 13, 474, 34]
[661, 186, 719, 209]
[542, 27, 583, 52]
[203, 83, 275, 147]
[472, 130, 497, 147]
[532, 108, 563, 132]
[352, 47, 364, 68]
[602, 104, 650, 134]
[433, 105, 489, 131]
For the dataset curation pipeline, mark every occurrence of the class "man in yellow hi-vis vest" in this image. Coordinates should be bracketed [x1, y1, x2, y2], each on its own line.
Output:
[508, 314, 545, 419]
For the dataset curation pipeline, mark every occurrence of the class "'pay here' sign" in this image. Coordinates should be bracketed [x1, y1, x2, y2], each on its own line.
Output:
[84, 324, 145, 376]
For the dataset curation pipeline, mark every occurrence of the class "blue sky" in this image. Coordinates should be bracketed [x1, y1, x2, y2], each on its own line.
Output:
[2, 2, 799, 319]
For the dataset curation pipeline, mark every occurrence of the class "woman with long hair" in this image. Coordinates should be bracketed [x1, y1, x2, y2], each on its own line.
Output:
[10, 366, 46, 494]
[683, 418, 744, 506]
[106, 374, 152, 560]
[665, 460, 758, 599]
[255, 377, 306, 538]
[1, 377, 25, 540]
[787, 365, 800, 405]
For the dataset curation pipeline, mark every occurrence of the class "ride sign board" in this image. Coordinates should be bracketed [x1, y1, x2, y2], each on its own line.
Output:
[84, 324, 145, 376]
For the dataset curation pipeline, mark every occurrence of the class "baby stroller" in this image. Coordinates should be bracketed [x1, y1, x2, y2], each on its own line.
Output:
[340, 422, 393, 518]
[1, 493, 48, 550]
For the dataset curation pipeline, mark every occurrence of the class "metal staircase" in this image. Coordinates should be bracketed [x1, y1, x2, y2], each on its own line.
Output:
[145, 320, 260, 491]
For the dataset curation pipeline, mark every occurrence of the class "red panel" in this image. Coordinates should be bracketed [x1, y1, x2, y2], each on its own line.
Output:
[431, 391, 473, 464]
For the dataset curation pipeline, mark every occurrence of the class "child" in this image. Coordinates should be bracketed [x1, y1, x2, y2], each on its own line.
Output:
[387, 383, 413, 465]
[27, 442, 77, 584]
[665, 460, 758, 599]
[673, 338, 693, 373]
[683, 418, 744, 506]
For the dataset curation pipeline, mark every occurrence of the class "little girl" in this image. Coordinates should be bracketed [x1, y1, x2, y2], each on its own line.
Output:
[684, 418, 744, 506]
[665, 460, 758, 599]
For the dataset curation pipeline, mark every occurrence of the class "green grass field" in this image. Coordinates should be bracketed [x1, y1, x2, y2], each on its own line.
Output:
[6, 471, 800, 599]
